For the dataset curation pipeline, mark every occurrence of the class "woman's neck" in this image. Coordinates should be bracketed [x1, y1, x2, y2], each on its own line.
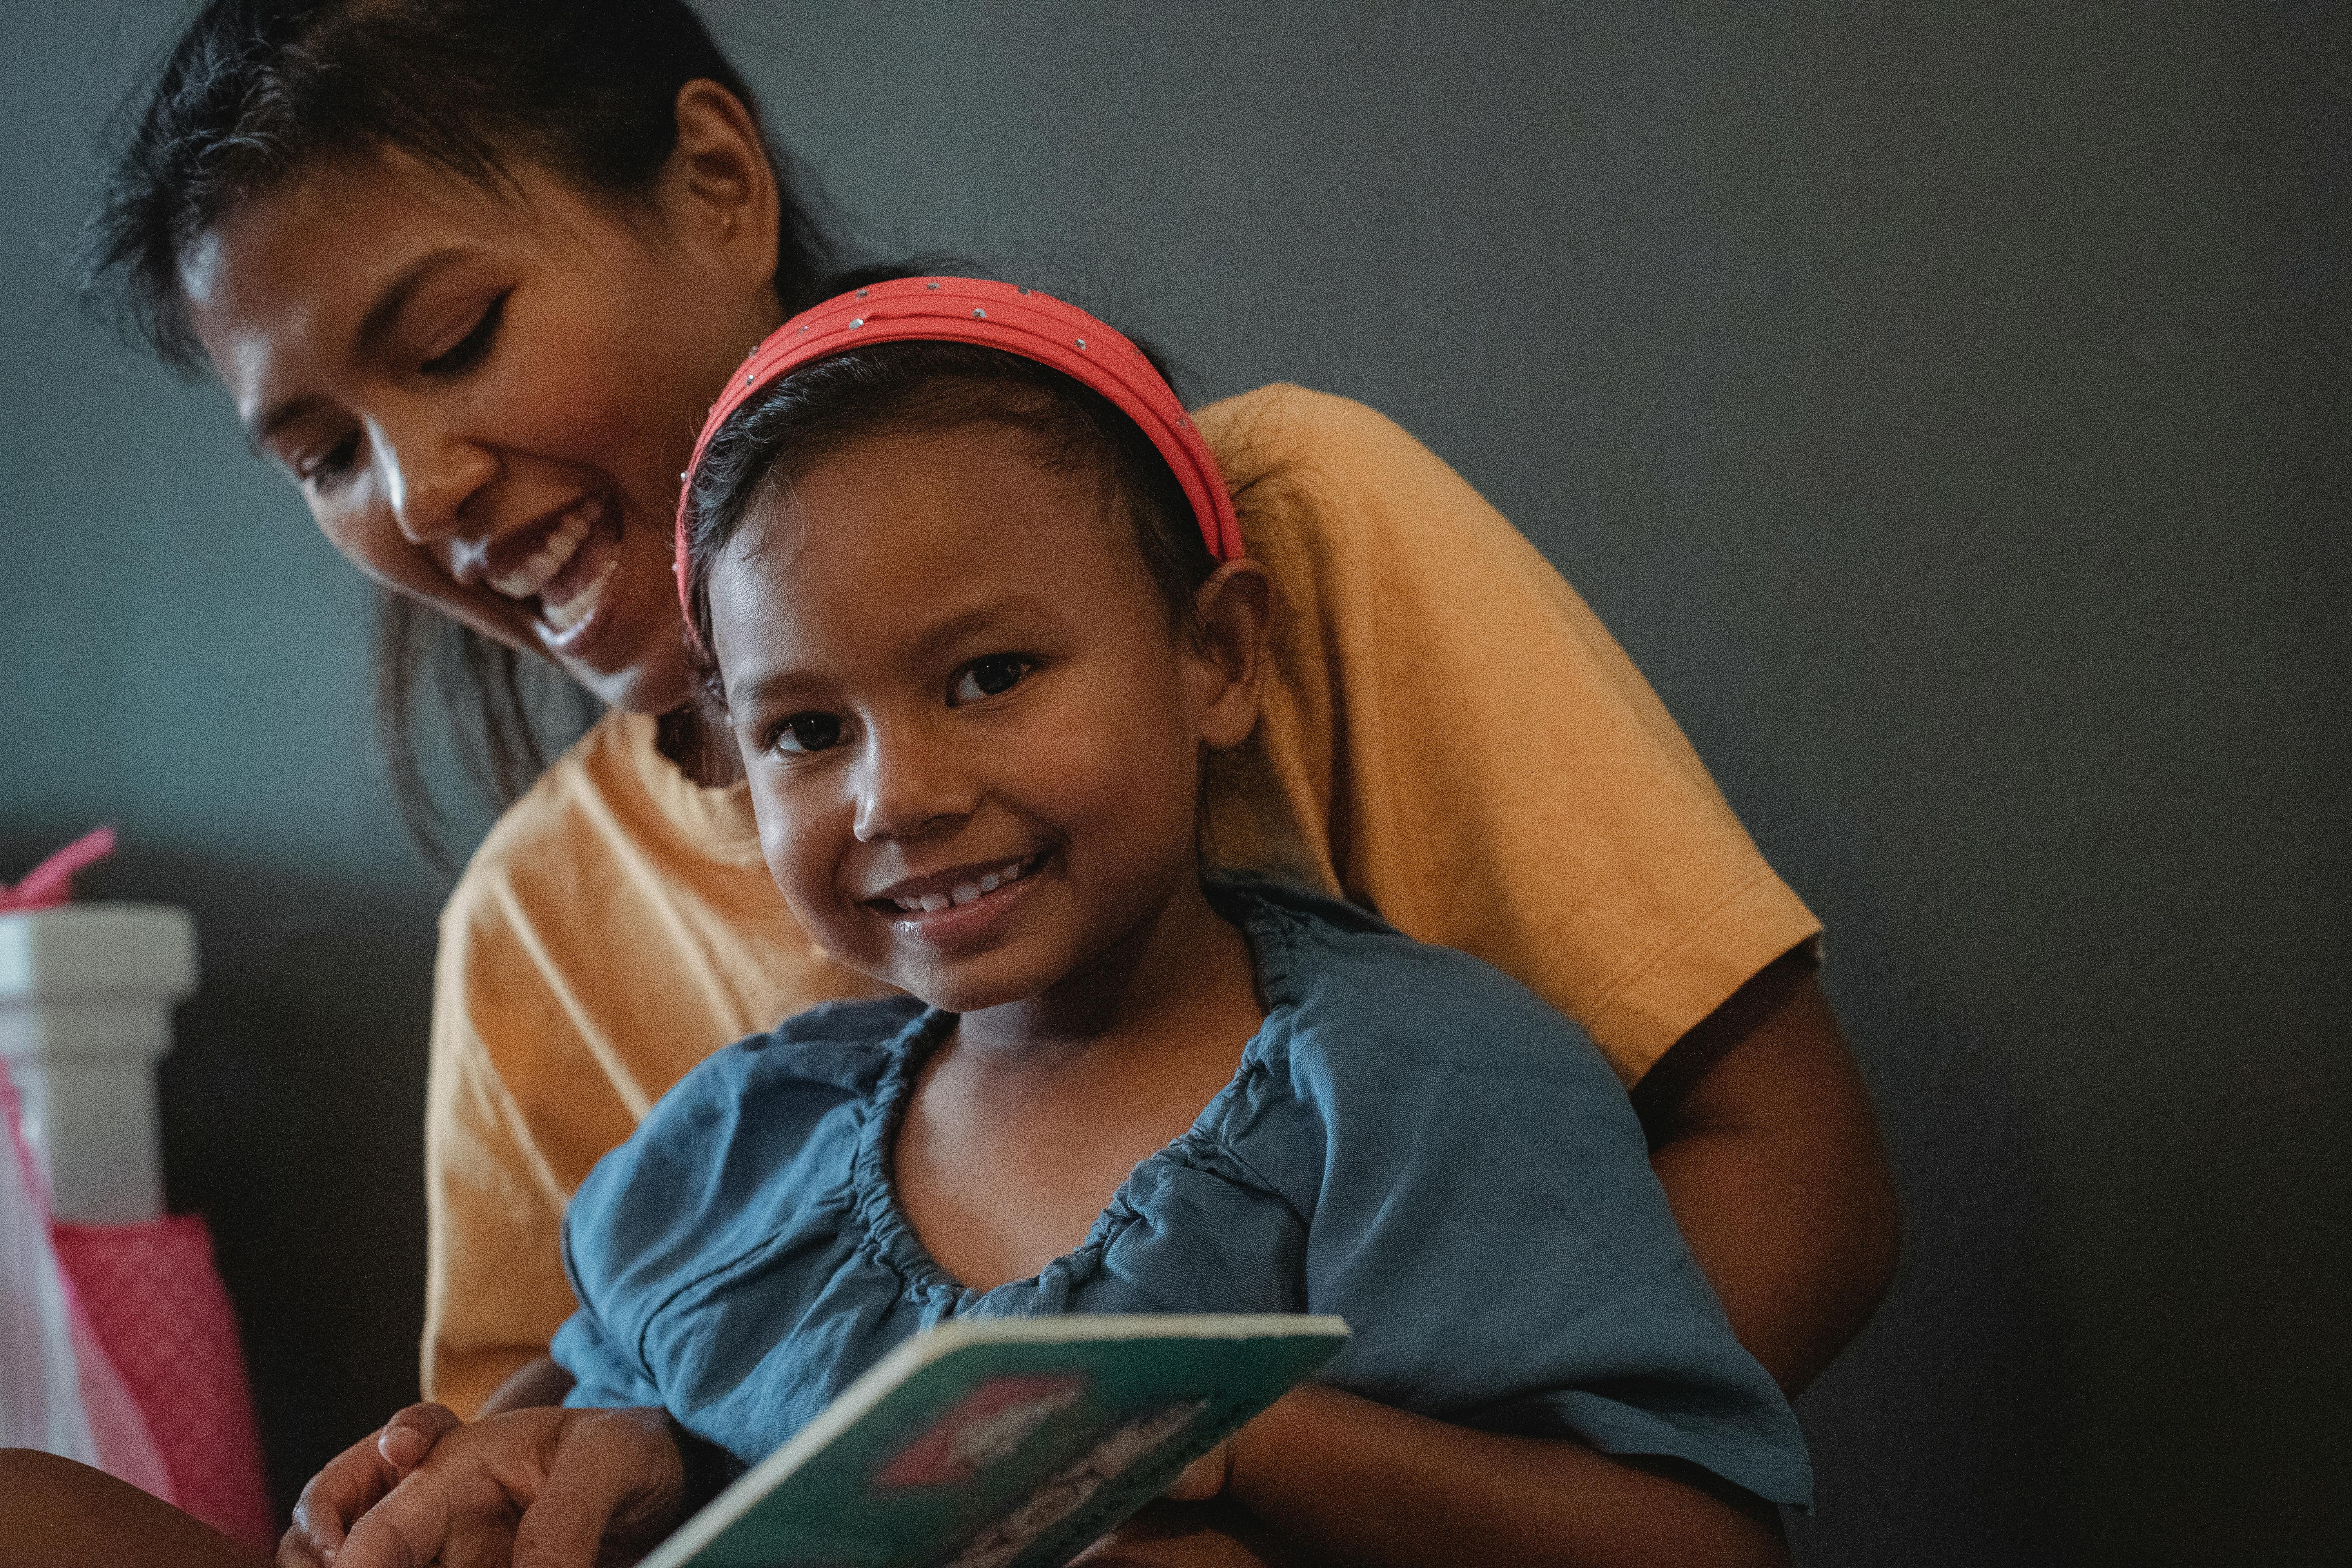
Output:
[656, 704, 746, 788]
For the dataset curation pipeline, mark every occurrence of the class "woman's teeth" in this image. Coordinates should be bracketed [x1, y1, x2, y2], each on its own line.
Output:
[893, 859, 1029, 914]
[487, 510, 592, 600]
[543, 555, 618, 633]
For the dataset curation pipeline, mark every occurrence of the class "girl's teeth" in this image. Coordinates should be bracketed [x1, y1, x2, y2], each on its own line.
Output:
[542, 555, 617, 633]
[889, 857, 1038, 916]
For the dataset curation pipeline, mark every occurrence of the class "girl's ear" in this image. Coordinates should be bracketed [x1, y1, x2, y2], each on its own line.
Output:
[659, 80, 780, 305]
[1189, 560, 1275, 751]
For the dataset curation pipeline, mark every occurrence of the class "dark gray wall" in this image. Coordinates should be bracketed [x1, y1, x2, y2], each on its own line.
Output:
[3, 2, 2343, 1561]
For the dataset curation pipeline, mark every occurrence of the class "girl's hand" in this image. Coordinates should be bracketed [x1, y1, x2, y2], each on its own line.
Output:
[279, 1402, 463, 1566]
[320, 1405, 690, 1568]
[1162, 1441, 1235, 1503]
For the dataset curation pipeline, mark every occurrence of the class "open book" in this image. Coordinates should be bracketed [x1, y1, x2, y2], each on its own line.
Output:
[639, 1314, 1348, 1568]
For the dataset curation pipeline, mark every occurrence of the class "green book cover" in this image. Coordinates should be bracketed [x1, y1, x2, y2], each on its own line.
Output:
[639, 1314, 1348, 1568]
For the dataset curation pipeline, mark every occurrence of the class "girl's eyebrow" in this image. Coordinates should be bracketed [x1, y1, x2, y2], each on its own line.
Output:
[720, 595, 1058, 714]
[906, 597, 1052, 661]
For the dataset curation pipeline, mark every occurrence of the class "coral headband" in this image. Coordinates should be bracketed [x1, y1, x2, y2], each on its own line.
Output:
[675, 277, 1244, 622]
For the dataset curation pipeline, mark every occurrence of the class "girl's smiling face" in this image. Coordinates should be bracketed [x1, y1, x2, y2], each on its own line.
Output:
[706, 423, 1265, 1014]
[179, 89, 783, 715]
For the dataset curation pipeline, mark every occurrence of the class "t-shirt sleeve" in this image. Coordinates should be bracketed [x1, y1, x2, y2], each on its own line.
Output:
[421, 885, 623, 1419]
[1196, 386, 1821, 1082]
[1258, 920, 1813, 1508]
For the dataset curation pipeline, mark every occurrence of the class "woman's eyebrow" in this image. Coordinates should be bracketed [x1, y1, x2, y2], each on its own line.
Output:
[353, 246, 472, 358]
[243, 246, 472, 449]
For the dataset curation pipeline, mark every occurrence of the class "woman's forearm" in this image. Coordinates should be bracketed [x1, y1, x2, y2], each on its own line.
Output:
[1223, 1385, 1785, 1568]
[477, 1354, 577, 1416]
[1633, 949, 1902, 1394]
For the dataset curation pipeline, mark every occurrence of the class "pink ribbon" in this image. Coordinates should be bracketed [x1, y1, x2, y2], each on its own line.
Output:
[0, 826, 117, 912]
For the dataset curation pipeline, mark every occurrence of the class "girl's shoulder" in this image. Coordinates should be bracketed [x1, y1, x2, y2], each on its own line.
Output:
[1199, 874, 1648, 1215]
[1215, 873, 1617, 1077]
[621, 994, 931, 1155]
[564, 995, 931, 1274]
[561, 995, 934, 1359]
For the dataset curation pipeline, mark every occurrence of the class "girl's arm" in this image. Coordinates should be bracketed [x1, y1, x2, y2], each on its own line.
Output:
[1634, 949, 1901, 1394]
[1207, 1384, 1788, 1568]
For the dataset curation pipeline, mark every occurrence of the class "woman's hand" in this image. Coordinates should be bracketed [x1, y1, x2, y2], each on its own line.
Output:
[279, 1402, 463, 1566]
[295, 1405, 690, 1568]
[281, 1358, 584, 1565]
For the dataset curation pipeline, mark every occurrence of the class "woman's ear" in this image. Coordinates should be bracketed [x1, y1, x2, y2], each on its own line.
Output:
[1189, 559, 1274, 751]
[660, 79, 780, 303]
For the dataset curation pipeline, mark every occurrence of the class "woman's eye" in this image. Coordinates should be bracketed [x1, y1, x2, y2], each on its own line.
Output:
[421, 292, 508, 377]
[771, 712, 844, 755]
[300, 432, 364, 490]
[951, 655, 1033, 704]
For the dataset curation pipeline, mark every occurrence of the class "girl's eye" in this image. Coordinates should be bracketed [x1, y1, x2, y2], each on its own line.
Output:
[421, 292, 509, 377]
[951, 655, 1033, 705]
[771, 712, 844, 755]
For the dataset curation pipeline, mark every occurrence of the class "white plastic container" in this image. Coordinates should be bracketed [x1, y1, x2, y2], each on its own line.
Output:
[0, 905, 196, 1225]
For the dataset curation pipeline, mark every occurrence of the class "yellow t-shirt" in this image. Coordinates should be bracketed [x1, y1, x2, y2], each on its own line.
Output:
[421, 385, 1820, 1415]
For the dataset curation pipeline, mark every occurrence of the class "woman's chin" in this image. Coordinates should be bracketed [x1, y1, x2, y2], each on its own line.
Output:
[566, 653, 694, 717]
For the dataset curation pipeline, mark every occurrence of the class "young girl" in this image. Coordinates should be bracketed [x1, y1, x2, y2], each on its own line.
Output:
[305, 277, 1811, 1568]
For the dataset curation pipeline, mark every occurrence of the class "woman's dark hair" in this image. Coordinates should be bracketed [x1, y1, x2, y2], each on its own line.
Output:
[681, 333, 1219, 702]
[79, 0, 842, 866]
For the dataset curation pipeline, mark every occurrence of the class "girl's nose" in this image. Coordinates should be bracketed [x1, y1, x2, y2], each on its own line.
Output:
[376, 414, 499, 546]
[852, 724, 978, 844]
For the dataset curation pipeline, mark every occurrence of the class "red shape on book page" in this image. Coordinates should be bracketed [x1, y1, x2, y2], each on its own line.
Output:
[869, 1373, 1088, 1491]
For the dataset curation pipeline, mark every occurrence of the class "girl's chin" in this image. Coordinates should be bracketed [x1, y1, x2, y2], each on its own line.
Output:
[877, 958, 1047, 1019]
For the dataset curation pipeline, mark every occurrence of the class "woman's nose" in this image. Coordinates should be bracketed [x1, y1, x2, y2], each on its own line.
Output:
[375, 413, 498, 546]
[852, 723, 978, 844]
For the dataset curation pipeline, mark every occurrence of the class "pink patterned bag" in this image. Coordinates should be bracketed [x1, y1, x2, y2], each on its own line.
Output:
[51, 1215, 275, 1550]
[2, 828, 275, 1551]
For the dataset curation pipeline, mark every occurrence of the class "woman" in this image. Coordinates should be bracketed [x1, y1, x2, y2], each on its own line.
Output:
[65, 0, 1895, 1559]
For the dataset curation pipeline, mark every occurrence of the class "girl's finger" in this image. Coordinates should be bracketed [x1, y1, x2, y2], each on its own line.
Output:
[509, 1481, 617, 1568]
[436, 1517, 523, 1568]
[333, 1469, 461, 1568]
[286, 1414, 435, 1561]
[1161, 1444, 1232, 1503]
[377, 1403, 463, 1473]
[510, 1411, 688, 1568]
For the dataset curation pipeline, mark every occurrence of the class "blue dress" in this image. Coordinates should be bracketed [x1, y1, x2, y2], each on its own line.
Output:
[552, 875, 1812, 1508]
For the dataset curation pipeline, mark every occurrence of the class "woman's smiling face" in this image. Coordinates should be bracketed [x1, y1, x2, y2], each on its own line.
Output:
[707, 423, 1262, 1014]
[181, 114, 780, 713]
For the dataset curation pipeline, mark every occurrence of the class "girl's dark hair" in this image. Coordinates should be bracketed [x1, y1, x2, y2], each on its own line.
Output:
[79, 0, 842, 866]
[680, 327, 1220, 710]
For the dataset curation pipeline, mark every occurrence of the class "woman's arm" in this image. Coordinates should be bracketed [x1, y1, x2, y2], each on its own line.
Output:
[1208, 1384, 1786, 1568]
[1633, 947, 1901, 1394]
